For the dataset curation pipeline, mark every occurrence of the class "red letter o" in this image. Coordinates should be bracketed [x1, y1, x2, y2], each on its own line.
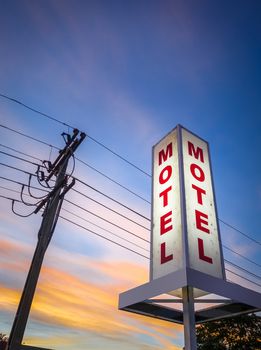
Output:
[190, 164, 205, 182]
[159, 165, 172, 184]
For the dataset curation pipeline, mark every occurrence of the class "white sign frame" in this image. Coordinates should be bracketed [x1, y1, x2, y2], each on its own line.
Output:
[150, 125, 226, 283]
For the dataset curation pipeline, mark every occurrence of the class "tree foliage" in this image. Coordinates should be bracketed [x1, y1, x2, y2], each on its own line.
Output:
[196, 314, 261, 349]
[0, 333, 8, 350]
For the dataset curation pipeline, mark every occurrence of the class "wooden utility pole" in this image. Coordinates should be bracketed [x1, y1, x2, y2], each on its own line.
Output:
[7, 129, 85, 350]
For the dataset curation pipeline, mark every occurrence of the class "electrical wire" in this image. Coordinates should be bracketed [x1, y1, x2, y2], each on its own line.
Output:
[0, 150, 41, 167]
[1, 130, 260, 247]
[4, 144, 261, 247]
[225, 268, 261, 288]
[0, 143, 42, 162]
[3, 177, 260, 278]
[64, 198, 150, 243]
[75, 177, 150, 221]
[2, 187, 260, 289]
[0, 123, 59, 149]
[60, 216, 149, 259]
[223, 245, 261, 269]
[0, 93, 150, 176]
[224, 259, 261, 281]
[3, 147, 261, 257]
[0, 193, 260, 288]
[0, 142, 256, 249]
[1, 159, 260, 263]
[0, 93, 73, 129]
[0, 125, 150, 203]
[62, 207, 149, 253]
[86, 134, 151, 177]
[7, 153, 260, 267]
[0, 149, 150, 221]
[1, 185, 258, 285]
[0, 185, 21, 195]
[75, 156, 150, 203]
[1, 99, 260, 245]
[219, 218, 261, 246]
[0, 166, 151, 237]
[0, 162, 38, 176]
[6, 150, 258, 258]
[72, 187, 150, 231]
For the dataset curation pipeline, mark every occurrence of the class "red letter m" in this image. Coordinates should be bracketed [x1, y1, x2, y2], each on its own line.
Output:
[158, 142, 173, 166]
[188, 141, 204, 163]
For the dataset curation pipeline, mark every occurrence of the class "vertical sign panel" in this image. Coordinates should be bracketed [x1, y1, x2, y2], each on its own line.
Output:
[182, 128, 224, 279]
[151, 128, 183, 280]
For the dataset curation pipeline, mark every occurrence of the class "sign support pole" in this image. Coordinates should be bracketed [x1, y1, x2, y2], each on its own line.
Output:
[182, 286, 197, 350]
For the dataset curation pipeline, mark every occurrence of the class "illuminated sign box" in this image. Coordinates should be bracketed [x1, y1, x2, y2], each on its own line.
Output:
[151, 125, 225, 287]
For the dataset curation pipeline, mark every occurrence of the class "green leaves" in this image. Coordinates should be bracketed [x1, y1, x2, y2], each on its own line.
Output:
[196, 314, 261, 350]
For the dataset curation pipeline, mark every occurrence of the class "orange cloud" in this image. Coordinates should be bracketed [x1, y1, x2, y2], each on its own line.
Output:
[0, 238, 26, 255]
[0, 260, 183, 349]
[0, 285, 20, 311]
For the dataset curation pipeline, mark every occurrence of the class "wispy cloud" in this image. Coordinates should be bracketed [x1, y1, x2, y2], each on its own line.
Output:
[0, 248, 182, 349]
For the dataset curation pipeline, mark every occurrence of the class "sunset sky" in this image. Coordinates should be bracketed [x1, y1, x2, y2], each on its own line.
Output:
[0, 1, 261, 349]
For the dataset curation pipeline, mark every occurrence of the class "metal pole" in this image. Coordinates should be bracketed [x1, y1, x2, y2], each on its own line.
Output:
[182, 286, 197, 350]
[7, 160, 68, 350]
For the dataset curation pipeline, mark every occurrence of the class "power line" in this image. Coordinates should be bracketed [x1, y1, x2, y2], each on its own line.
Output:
[64, 198, 150, 244]
[0, 192, 149, 260]
[0, 93, 73, 130]
[86, 134, 151, 177]
[2, 191, 260, 287]
[75, 157, 150, 203]
[0, 150, 40, 167]
[0, 93, 151, 177]
[0, 145, 151, 222]
[0, 172, 150, 241]
[1, 98, 260, 245]
[0, 162, 37, 176]
[0, 143, 42, 162]
[0, 126, 151, 204]
[0, 193, 150, 259]
[0, 143, 261, 252]
[0, 194, 21, 202]
[224, 259, 261, 281]
[219, 218, 261, 246]
[0, 123, 59, 149]
[62, 207, 149, 253]
[1, 158, 260, 262]
[72, 187, 150, 231]
[58, 215, 261, 287]
[75, 177, 150, 222]
[0, 160, 150, 233]
[226, 268, 261, 289]
[0, 192, 260, 288]
[223, 245, 261, 269]
[0, 176, 48, 194]
[0, 185, 21, 194]
[60, 216, 149, 260]
[1, 172, 260, 276]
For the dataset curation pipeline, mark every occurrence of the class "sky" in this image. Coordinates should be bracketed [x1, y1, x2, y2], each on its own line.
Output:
[0, 0, 261, 349]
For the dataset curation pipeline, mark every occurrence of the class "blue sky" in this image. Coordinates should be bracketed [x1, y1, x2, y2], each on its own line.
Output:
[0, 1, 261, 349]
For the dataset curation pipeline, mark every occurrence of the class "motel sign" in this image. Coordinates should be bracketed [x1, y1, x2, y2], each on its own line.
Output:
[151, 127, 225, 287]
[119, 125, 261, 350]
